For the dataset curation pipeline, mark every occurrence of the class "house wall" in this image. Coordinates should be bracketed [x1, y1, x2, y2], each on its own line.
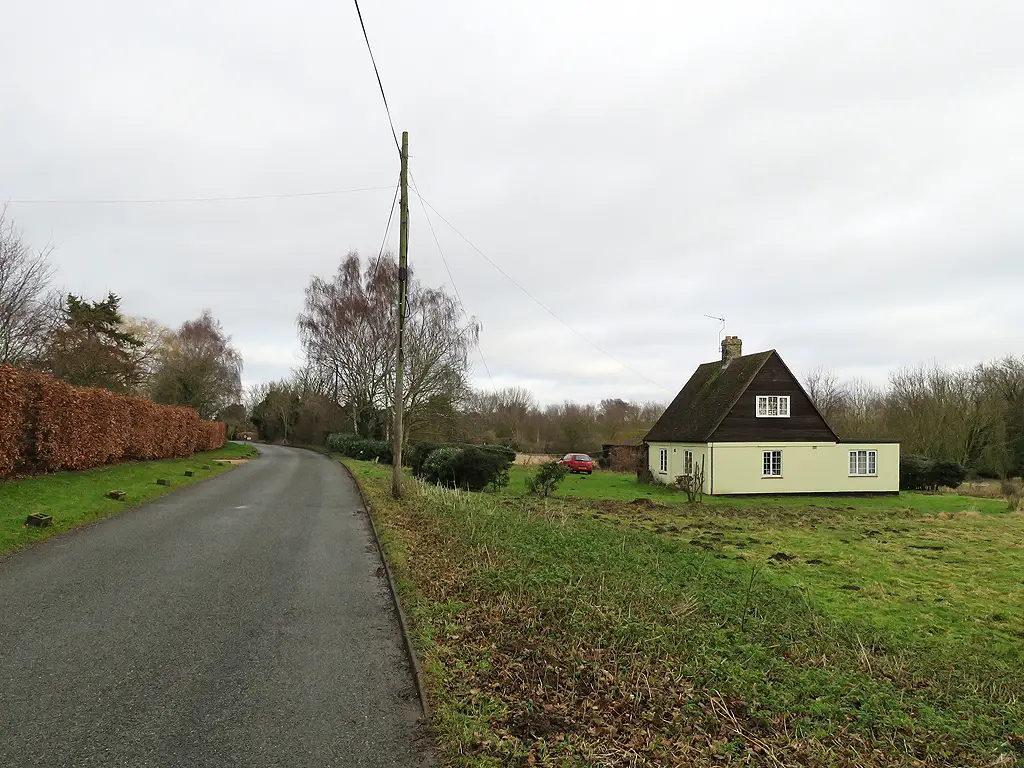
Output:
[709, 442, 900, 494]
[710, 353, 838, 442]
[647, 442, 710, 494]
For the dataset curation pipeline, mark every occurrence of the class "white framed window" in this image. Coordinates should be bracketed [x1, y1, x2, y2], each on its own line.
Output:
[658, 448, 668, 473]
[756, 395, 790, 418]
[683, 450, 693, 475]
[762, 450, 782, 477]
[849, 449, 877, 476]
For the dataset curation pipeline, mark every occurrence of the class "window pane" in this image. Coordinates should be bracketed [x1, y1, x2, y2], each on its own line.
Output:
[779, 397, 789, 416]
[763, 451, 771, 475]
[868, 451, 876, 475]
[773, 451, 782, 475]
[858, 451, 867, 474]
[849, 452, 857, 474]
[757, 397, 767, 416]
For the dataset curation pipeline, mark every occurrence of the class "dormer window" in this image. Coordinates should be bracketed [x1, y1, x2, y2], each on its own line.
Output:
[756, 395, 790, 418]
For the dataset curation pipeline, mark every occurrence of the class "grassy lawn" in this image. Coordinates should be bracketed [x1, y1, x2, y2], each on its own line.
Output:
[0, 442, 257, 555]
[346, 459, 1024, 767]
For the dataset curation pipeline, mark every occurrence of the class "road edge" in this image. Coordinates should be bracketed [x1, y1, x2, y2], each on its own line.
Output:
[339, 460, 433, 723]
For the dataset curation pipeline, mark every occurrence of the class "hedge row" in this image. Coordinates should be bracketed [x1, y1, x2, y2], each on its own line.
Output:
[899, 455, 968, 491]
[0, 365, 225, 477]
[325, 434, 516, 491]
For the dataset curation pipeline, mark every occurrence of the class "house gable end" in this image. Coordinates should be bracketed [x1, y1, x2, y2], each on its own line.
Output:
[709, 351, 839, 442]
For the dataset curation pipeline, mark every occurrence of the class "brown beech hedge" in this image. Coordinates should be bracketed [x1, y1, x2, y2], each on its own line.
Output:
[0, 365, 226, 477]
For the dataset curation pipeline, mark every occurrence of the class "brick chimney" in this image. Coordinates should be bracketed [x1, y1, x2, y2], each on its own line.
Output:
[721, 335, 742, 362]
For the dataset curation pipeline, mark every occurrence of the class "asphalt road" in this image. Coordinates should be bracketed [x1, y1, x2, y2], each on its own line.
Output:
[0, 444, 432, 767]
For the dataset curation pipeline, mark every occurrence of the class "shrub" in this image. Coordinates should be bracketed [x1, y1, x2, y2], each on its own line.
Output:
[1001, 478, 1023, 512]
[423, 446, 512, 492]
[407, 441, 442, 475]
[932, 460, 967, 490]
[326, 433, 360, 455]
[422, 447, 460, 486]
[325, 434, 393, 463]
[478, 444, 517, 464]
[526, 461, 568, 497]
[900, 455, 968, 491]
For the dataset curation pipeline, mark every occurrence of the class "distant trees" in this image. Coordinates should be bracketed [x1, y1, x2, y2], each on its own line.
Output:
[804, 359, 1024, 477]
[459, 391, 665, 455]
[151, 311, 243, 419]
[297, 251, 477, 443]
[0, 208, 57, 365]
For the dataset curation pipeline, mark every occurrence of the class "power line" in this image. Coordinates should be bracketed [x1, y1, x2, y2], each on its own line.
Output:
[370, 178, 401, 281]
[412, 190, 671, 393]
[351, 0, 401, 157]
[4, 185, 395, 205]
[410, 173, 497, 393]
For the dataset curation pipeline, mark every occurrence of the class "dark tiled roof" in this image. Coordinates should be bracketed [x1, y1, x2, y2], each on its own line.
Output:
[645, 351, 775, 442]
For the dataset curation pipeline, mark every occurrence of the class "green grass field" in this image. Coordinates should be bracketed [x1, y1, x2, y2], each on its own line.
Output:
[346, 459, 1024, 767]
[0, 442, 257, 555]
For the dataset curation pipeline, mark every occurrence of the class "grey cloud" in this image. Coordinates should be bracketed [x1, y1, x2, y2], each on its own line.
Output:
[3, 0, 1022, 406]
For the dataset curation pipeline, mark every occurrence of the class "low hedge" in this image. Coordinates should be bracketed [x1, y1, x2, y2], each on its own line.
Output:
[900, 455, 968, 491]
[325, 434, 393, 464]
[327, 434, 513, 491]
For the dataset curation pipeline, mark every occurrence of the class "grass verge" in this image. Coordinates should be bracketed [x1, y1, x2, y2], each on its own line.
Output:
[0, 442, 257, 555]
[345, 459, 1023, 767]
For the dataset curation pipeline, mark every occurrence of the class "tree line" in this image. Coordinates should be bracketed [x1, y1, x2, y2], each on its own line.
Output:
[224, 241, 1023, 477]
[0, 207, 243, 421]
[805, 360, 1024, 477]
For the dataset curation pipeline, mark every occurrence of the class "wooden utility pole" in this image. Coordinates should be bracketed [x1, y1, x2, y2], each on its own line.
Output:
[392, 131, 410, 499]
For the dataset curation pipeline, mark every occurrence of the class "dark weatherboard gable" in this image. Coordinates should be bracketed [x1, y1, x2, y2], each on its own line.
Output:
[709, 352, 838, 443]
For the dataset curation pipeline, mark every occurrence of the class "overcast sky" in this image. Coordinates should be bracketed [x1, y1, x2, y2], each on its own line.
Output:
[3, 1, 1022, 405]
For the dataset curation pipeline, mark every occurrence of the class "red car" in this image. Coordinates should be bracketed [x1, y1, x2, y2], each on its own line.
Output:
[560, 453, 594, 474]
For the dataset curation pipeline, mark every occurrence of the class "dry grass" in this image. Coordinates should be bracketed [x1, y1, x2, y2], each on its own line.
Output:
[514, 453, 561, 466]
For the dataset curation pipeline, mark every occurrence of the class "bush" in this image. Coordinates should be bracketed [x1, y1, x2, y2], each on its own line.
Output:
[1001, 478, 1023, 512]
[900, 455, 968, 491]
[478, 444, 517, 463]
[422, 446, 512, 492]
[422, 447, 460, 487]
[526, 461, 567, 497]
[407, 441, 442, 475]
[325, 433, 393, 464]
[932, 460, 968, 490]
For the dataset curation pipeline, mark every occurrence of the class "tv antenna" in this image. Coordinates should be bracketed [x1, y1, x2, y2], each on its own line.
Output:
[704, 314, 726, 346]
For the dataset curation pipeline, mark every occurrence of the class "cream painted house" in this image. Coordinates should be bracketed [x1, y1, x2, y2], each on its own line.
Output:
[645, 337, 899, 495]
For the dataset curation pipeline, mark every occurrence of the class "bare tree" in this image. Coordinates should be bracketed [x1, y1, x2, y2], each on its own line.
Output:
[803, 366, 847, 426]
[120, 316, 174, 394]
[297, 251, 477, 443]
[0, 207, 58, 365]
[150, 310, 243, 419]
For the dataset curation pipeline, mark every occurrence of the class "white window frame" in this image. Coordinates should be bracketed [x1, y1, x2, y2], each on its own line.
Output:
[848, 449, 877, 477]
[762, 449, 782, 477]
[756, 395, 790, 418]
[658, 448, 668, 474]
[683, 450, 693, 475]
